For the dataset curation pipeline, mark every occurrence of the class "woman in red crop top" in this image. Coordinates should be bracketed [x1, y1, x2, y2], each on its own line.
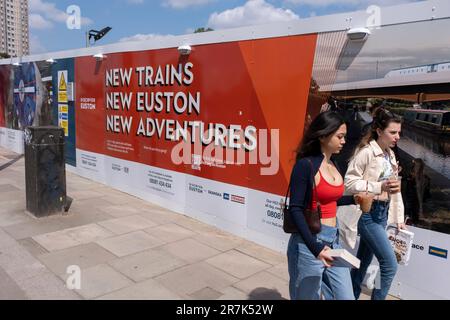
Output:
[310, 170, 345, 220]
[287, 111, 359, 300]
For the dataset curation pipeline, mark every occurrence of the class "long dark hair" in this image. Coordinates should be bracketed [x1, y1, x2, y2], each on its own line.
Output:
[358, 107, 402, 149]
[295, 111, 346, 160]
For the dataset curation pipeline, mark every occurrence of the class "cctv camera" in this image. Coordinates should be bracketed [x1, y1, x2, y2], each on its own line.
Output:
[178, 45, 192, 55]
[347, 28, 371, 41]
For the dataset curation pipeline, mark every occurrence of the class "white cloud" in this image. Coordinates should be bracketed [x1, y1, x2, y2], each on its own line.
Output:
[29, 34, 48, 54]
[285, 0, 418, 8]
[119, 33, 175, 43]
[29, 13, 53, 30]
[29, 0, 67, 22]
[29, 0, 92, 29]
[208, 0, 299, 30]
[162, 0, 214, 9]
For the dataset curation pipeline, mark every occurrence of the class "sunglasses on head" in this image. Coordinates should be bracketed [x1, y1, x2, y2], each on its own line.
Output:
[380, 108, 394, 118]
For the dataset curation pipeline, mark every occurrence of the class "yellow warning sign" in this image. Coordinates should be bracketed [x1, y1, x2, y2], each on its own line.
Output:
[58, 92, 68, 103]
[59, 72, 67, 91]
[58, 104, 68, 113]
[59, 119, 68, 136]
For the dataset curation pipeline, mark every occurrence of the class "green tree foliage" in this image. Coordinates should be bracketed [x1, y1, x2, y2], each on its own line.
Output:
[194, 27, 214, 33]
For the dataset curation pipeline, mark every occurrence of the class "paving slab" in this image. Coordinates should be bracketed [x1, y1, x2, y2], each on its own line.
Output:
[0, 178, 17, 186]
[0, 244, 48, 282]
[37, 243, 117, 276]
[66, 179, 105, 191]
[0, 169, 23, 178]
[137, 204, 182, 216]
[0, 200, 26, 214]
[68, 190, 107, 201]
[18, 238, 49, 257]
[98, 215, 158, 235]
[189, 287, 223, 300]
[0, 209, 35, 227]
[108, 248, 186, 282]
[3, 218, 71, 240]
[236, 242, 286, 266]
[193, 231, 244, 252]
[96, 278, 182, 300]
[205, 250, 271, 279]
[144, 223, 197, 243]
[0, 227, 18, 249]
[96, 230, 164, 257]
[67, 182, 100, 192]
[0, 175, 19, 184]
[266, 263, 289, 282]
[0, 184, 21, 193]
[233, 271, 289, 300]
[32, 223, 114, 252]
[0, 191, 25, 202]
[0, 266, 27, 299]
[138, 210, 180, 225]
[217, 286, 249, 300]
[171, 216, 219, 234]
[54, 211, 115, 230]
[0, 169, 23, 179]
[101, 194, 134, 205]
[16, 271, 81, 300]
[97, 205, 140, 218]
[157, 238, 221, 264]
[9, 164, 25, 171]
[62, 264, 133, 300]
[154, 262, 239, 298]
[129, 199, 173, 212]
[68, 198, 119, 214]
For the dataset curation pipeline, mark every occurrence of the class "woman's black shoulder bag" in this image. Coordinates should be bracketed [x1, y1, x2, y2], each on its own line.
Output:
[282, 158, 322, 234]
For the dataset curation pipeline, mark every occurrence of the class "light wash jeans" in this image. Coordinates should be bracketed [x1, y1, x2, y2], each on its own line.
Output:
[351, 201, 398, 300]
[287, 223, 355, 300]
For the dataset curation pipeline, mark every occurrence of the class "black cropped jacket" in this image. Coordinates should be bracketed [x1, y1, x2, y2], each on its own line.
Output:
[288, 154, 355, 257]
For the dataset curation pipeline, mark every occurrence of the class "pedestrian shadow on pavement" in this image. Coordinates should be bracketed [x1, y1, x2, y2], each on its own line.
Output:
[247, 288, 287, 300]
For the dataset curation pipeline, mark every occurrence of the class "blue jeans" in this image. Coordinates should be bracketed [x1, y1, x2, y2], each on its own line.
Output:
[287, 223, 355, 300]
[351, 201, 398, 300]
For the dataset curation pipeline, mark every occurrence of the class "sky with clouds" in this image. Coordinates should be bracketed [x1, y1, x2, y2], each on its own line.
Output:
[28, 0, 422, 54]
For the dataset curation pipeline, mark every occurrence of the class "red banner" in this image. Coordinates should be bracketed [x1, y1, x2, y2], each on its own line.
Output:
[75, 34, 317, 195]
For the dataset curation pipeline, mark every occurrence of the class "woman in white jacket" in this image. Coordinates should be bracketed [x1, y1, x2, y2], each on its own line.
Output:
[345, 108, 406, 300]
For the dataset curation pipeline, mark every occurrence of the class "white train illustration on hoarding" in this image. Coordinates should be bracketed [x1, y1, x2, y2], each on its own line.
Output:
[385, 62, 450, 78]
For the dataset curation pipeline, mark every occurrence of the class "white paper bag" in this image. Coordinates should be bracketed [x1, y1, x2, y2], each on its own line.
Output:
[386, 225, 414, 265]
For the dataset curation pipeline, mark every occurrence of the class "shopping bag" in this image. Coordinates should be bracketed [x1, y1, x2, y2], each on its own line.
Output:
[386, 224, 414, 265]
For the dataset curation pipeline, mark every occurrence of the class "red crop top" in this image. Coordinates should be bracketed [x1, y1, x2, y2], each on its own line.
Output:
[310, 171, 345, 219]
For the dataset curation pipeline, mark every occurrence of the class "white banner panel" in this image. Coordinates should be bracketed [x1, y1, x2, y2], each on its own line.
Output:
[247, 188, 288, 240]
[185, 174, 248, 228]
[136, 164, 186, 204]
[76, 149, 106, 184]
[104, 156, 136, 193]
[0, 128, 23, 154]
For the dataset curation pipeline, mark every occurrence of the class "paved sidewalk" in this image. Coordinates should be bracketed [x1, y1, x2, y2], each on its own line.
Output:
[0, 146, 386, 300]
